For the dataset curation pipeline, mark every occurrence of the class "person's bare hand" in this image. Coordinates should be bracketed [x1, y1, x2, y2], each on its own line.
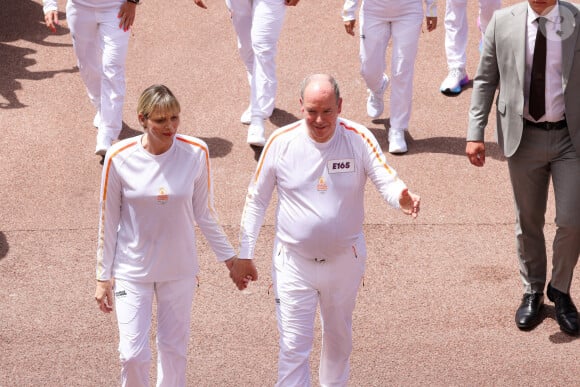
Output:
[466, 141, 486, 167]
[229, 259, 258, 290]
[193, 0, 207, 9]
[95, 280, 114, 313]
[425, 16, 437, 32]
[118, 2, 137, 31]
[399, 188, 420, 218]
[344, 20, 356, 36]
[44, 11, 59, 33]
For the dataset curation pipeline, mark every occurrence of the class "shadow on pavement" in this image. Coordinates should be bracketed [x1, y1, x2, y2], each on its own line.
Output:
[0, 232, 9, 260]
[1, 0, 75, 109]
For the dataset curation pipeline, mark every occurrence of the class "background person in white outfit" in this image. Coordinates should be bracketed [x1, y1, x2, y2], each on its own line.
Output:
[439, 0, 501, 94]
[94, 85, 238, 386]
[43, 0, 140, 158]
[225, 0, 300, 147]
[343, 0, 437, 154]
[230, 74, 421, 386]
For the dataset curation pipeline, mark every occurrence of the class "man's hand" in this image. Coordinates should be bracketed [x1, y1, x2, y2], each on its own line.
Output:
[193, 0, 207, 9]
[399, 188, 420, 219]
[44, 11, 59, 33]
[466, 141, 486, 167]
[425, 17, 437, 32]
[95, 280, 114, 313]
[118, 2, 137, 31]
[228, 258, 258, 290]
[344, 20, 356, 36]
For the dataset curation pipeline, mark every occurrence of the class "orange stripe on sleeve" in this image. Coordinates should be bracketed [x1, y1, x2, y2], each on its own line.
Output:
[339, 122, 396, 176]
[253, 122, 301, 183]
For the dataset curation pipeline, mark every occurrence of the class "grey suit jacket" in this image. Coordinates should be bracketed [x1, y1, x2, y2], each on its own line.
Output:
[467, 1, 580, 157]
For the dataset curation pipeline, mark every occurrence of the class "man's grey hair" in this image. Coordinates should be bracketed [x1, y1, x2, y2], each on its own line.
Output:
[300, 74, 341, 104]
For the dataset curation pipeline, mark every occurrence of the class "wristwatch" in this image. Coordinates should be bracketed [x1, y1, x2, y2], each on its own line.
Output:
[127, 0, 140, 4]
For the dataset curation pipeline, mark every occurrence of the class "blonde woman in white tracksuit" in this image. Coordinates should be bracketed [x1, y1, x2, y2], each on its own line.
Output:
[343, 0, 437, 155]
[225, 0, 300, 147]
[95, 85, 237, 386]
[42, 0, 139, 157]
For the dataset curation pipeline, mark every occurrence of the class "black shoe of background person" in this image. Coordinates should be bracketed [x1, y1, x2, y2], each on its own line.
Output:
[547, 283, 579, 336]
[515, 293, 544, 330]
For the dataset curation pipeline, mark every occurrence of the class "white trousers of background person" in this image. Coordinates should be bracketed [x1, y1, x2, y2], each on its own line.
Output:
[444, 0, 501, 69]
[359, 7, 423, 132]
[225, 0, 286, 121]
[114, 277, 196, 387]
[272, 239, 366, 387]
[66, 2, 129, 141]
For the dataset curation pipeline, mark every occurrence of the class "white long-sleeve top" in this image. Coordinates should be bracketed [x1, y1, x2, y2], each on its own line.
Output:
[96, 134, 235, 282]
[342, 0, 437, 21]
[239, 118, 407, 260]
[43, 0, 126, 13]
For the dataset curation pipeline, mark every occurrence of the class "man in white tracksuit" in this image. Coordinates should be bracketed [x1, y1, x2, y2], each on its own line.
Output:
[439, 0, 502, 94]
[231, 74, 421, 386]
[225, 0, 300, 147]
[343, 0, 438, 154]
[42, 0, 141, 157]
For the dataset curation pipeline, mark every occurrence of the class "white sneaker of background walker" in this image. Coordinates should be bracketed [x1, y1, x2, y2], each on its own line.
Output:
[247, 121, 266, 147]
[95, 134, 113, 156]
[439, 68, 469, 95]
[240, 106, 252, 125]
[388, 129, 407, 154]
[366, 74, 389, 118]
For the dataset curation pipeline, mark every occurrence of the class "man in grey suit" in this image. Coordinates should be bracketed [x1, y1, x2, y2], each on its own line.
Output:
[466, 0, 580, 335]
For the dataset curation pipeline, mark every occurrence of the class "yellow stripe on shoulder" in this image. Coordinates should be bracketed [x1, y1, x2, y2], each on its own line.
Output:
[339, 121, 395, 176]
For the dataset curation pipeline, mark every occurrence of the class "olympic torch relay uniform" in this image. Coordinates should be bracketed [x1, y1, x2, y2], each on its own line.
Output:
[97, 134, 235, 282]
[43, 0, 131, 153]
[96, 134, 235, 386]
[342, 0, 436, 134]
[239, 117, 407, 386]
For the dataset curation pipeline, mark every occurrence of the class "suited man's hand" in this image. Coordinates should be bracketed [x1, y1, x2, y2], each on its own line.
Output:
[466, 141, 486, 167]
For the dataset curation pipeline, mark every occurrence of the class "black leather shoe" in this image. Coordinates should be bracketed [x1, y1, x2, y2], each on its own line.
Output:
[547, 283, 579, 336]
[515, 293, 544, 330]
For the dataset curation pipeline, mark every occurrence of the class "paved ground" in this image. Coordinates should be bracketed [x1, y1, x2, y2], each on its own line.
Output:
[0, 0, 578, 386]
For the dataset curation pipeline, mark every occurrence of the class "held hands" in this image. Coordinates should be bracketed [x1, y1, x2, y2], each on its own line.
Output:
[225, 257, 258, 290]
[344, 20, 356, 36]
[466, 141, 486, 167]
[425, 17, 437, 32]
[399, 188, 420, 219]
[95, 279, 114, 314]
[118, 2, 137, 31]
[44, 11, 59, 33]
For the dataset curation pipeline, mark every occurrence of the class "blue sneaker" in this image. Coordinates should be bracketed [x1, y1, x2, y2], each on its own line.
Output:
[439, 68, 469, 95]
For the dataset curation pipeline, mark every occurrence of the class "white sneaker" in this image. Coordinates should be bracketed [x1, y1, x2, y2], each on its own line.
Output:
[247, 121, 266, 147]
[240, 106, 252, 125]
[388, 129, 407, 154]
[95, 134, 113, 156]
[93, 112, 101, 128]
[366, 74, 389, 118]
[439, 68, 469, 95]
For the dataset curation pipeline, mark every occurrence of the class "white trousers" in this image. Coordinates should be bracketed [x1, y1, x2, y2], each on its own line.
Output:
[359, 8, 423, 131]
[225, 0, 286, 120]
[444, 0, 501, 69]
[272, 240, 366, 387]
[66, 2, 130, 140]
[114, 277, 196, 387]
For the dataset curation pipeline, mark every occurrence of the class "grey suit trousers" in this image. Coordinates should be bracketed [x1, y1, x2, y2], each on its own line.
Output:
[507, 123, 580, 294]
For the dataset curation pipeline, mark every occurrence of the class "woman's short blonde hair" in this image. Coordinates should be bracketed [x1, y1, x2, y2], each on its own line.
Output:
[137, 84, 181, 118]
